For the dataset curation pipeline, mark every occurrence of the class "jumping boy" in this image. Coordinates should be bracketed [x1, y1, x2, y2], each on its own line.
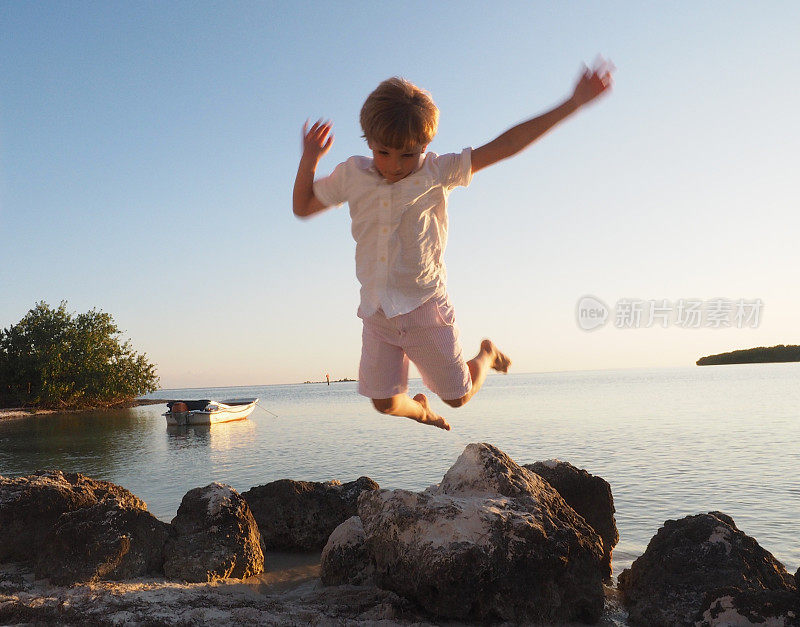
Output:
[293, 62, 613, 430]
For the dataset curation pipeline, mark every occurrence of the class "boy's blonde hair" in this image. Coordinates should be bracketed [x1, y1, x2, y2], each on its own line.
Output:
[360, 77, 439, 151]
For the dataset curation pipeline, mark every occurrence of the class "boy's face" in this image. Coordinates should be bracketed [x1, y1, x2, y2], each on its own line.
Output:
[368, 141, 427, 183]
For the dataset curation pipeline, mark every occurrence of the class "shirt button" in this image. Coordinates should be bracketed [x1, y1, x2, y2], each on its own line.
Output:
[381, 228, 388, 234]
[380, 256, 386, 262]
[382, 201, 388, 207]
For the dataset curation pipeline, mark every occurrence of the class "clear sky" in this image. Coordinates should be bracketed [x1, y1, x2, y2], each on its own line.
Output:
[2, 2, 798, 389]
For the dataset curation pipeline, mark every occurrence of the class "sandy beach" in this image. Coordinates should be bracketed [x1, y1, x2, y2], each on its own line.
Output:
[0, 559, 625, 626]
[0, 555, 447, 626]
[0, 407, 61, 420]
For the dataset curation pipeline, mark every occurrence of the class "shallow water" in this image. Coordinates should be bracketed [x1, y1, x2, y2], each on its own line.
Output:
[1, 364, 798, 577]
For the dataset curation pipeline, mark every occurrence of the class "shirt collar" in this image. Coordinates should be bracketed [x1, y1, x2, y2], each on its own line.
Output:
[366, 154, 430, 182]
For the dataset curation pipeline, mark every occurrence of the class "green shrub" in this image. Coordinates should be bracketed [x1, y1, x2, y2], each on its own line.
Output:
[0, 302, 159, 409]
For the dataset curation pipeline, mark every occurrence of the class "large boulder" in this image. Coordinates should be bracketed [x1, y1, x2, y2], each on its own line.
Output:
[163, 483, 265, 582]
[320, 516, 374, 586]
[34, 498, 170, 585]
[525, 459, 618, 580]
[242, 476, 379, 550]
[358, 443, 606, 623]
[618, 511, 797, 626]
[0, 470, 147, 563]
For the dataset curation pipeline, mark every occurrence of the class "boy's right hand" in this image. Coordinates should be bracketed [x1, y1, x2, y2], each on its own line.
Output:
[302, 119, 334, 162]
[294, 120, 333, 218]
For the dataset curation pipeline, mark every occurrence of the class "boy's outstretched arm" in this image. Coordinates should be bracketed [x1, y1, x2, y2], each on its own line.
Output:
[471, 63, 613, 174]
[293, 120, 333, 218]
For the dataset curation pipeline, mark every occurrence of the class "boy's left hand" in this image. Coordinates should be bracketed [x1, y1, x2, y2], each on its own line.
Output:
[572, 59, 614, 108]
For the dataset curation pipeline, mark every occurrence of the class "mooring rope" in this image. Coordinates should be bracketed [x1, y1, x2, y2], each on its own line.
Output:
[254, 400, 279, 418]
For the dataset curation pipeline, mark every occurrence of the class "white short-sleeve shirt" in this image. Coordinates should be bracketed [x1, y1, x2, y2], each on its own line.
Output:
[313, 149, 472, 319]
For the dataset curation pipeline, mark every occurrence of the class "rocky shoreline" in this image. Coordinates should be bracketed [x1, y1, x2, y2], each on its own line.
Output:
[1, 443, 797, 625]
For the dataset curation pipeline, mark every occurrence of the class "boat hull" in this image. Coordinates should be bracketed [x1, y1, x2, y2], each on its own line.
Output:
[164, 398, 257, 426]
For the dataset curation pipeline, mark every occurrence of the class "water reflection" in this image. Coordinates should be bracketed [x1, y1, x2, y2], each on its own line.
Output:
[166, 419, 257, 452]
[0, 406, 160, 478]
[166, 425, 212, 448]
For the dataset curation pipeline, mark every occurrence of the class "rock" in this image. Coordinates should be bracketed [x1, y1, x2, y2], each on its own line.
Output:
[697, 586, 800, 626]
[242, 476, 379, 550]
[618, 511, 797, 626]
[0, 470, 147, 563]
[34, 498, 170, 585]
[525, 459, 618, 580]
[320, 516, 374, 586]
[163, 482, 265, 582]
[358, 443, 606, 623]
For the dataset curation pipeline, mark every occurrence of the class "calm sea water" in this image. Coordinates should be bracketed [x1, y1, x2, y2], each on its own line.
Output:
[1, 364, 798, 578]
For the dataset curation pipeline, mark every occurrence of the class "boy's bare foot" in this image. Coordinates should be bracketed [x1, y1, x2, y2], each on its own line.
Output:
[413, 393, 451, 431]
[481, 339, 511, 373]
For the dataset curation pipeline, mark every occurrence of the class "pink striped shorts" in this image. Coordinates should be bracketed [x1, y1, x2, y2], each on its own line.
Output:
[358, 293, 472, 400]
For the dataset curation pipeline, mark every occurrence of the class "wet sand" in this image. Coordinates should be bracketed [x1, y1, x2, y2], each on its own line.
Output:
[247, 550, 322, 592]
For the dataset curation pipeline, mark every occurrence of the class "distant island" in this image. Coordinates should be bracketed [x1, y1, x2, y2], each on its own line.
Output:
[302, 378, 357, 384]
[696, 344, 800, 366]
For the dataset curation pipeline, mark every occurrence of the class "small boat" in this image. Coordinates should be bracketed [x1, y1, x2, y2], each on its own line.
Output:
[164, 398, 258, 426]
